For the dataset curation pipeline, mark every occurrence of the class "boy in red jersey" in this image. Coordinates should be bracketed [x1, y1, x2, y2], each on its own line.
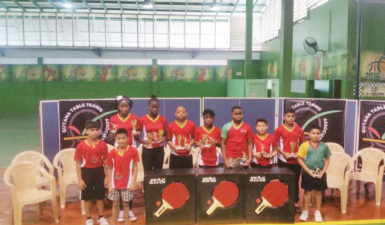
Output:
[252, 118, 278, 168]
[195, 109, 221, 168]
[274, 108, 306, 211]
[107, 129, 139, 225]
[167, 106, 196, 169]
[74, 121, 109, 225]
[221, 106, 253, 168]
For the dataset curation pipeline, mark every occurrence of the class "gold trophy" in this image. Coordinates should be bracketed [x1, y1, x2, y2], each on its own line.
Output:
[131, 120, 138, 135]
[158, 130, 164, 143]
[202, 134, 210, 148]
[261, 144, 268, 158]
[147, 133, 153, 148]
[184, 137, 189, 149]
[176, 135, 183, 150]
[290, 142, 296, 158]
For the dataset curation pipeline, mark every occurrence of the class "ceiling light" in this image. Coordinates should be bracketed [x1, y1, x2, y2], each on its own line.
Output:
[63, 3, 73, 8]
[210, 1, 220, 11]
[142, 0, 153, 9]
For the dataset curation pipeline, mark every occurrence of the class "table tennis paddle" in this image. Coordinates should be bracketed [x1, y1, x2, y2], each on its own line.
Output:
[154, 182, 190, 217]
[255, 179, 288, 214]
[206, 180, 239, 215]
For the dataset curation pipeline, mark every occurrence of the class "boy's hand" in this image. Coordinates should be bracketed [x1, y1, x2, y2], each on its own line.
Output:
[224, 159, 231, 168]
[253, 152, 260, 158]
[104, 177, 108, 188]
[242, 159, 251, 167]
[78, 179, 86, 190]
[318, 171, 325, 179]
[308, 169, 317, 178]
[208, 138, 217, 147]
[283, 152, 292, 159]
[108, 187, 114, 194]
[132, 130, 140, 136]
[130, 182, 136, 191]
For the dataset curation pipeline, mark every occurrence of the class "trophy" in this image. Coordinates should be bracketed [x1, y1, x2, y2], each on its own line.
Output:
[183, 137, 189, 149]
[131, 120, 138, 135]
[313, 167, 322, 178]
[111, 123, 117, 133]
[176, 135, 184, 150]
[158, 130, 164, 143]
[290, 142, 297, 158]
[201, 134, 211, 148]
[147, 133, 153, 147]
[261, 144, 269, 158]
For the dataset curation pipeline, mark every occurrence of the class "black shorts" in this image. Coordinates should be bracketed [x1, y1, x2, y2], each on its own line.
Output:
[169, 154, 193, 169]
[301, 170, 327, 191]
[81, 167, 106, 201]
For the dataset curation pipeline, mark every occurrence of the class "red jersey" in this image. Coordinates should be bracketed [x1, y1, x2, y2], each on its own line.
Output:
[252, 134, 277, 166]
[106, 146, 139, 189]
[139, 114, 167, 149]
[167, 120, 196, 156]
[221, 121, 254, 158]
[274, 124, 306, 164]
[74, 140, 108, 168]
[109, 113, 139, 146]
[195, 126, 221, 166]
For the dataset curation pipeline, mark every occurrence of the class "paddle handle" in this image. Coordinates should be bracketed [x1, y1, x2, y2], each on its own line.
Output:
[206, 201, 220, 216]
[154, 204, 169, 217]
[255, 199, 271, 215]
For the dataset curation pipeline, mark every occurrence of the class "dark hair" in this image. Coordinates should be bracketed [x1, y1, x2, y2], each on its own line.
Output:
[231, 105, 242, 112]
[308, 124, 321, 132]
[85, 120, 100, 129]
[256, 118, 267, 125]
[148, 94, 159, 105]
[115, 128, 128, 136]
[284, 108, 296, 115]
[176, 105, 186, 111]
[202, 109, 215, 118]
[116, 95, 133, 109]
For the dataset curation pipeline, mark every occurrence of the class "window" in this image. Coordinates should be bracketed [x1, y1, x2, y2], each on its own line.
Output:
[138, 17, 154, 48]
[170, 17, 184, 48]
[122, 16, 137, 48]
[200, 17, 215, 48]
[57, 14, 73, 46]
[106, 16, 122, 47]
[154, 16, 168, 48]
[185, 17, 200, 48]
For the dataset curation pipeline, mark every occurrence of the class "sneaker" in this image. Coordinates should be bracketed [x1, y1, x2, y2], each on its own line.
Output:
[299, 210, 308, 221]
[86, 219, 94, 225]
[97, 217, 109, 225]
[117, 210, 124, 222]
[128, 210, 137, 222]
[314, 210, 323, 222]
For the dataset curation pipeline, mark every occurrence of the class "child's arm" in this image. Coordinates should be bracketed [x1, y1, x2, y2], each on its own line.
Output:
[319, 157, 330, 178]
[297, 157, 316, 177]
[76, 161, 86, 190]
[130, 162, 139, 191]
[167, 139, 176, 151]
[107, 167, 113, 193]
[244, 138, 253, 166]
[221, 138, 230, 168]
[270, 147, 279, 158]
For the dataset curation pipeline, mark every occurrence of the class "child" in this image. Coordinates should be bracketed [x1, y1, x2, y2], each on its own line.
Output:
[109, 95, 140, 146]
[107, 129, 139, 225]
[194, 109, 221, 168]
[108, 95, 139, 221]
[252, 118, 278, 168]
[221, 106, 253, 168]
[297, 125, 331, 222]
[167, 105, 196, 169]
[74, 121, 109, 225]
[274, 108, 306, 210]
[137, 95, 167, 172]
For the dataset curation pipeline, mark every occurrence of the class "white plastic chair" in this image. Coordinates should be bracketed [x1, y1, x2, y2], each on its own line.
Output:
[326, 142, 345, 153]
[11, 151, 54, 187]
[326, 152, 353, 213]
[4, 161, 59, 225]
[350, 147, 385, 206]
[53, 148, 77, 209]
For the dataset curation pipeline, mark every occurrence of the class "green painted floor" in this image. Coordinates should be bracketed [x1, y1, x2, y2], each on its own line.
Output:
[0, 114, 40, 168]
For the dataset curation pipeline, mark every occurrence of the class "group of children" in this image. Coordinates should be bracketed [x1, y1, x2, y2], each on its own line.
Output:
[74, 95, 331, 224]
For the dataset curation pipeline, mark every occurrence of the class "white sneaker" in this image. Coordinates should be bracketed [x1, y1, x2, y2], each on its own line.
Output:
[86, 219, 94, 225]
[117, 210, 124, 222]
[97, 217, 109, 225]
[314, 210, 323, 222]
[299, 210, 308, 221]
[128, 210, 137, 222]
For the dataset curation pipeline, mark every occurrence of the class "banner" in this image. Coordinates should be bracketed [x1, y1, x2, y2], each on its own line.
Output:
[59, 100, 117, 149]
[284, 99, 346, 146]
[358, 101, 385, 151]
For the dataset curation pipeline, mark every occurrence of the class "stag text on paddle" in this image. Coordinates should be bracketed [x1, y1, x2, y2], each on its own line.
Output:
[148, 178, 166, 185]
[202, 177, 217, 183]
[249, 176, 266, 182]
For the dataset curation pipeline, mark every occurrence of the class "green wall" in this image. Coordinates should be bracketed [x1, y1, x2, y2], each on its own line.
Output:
[259, 0, 357, 98]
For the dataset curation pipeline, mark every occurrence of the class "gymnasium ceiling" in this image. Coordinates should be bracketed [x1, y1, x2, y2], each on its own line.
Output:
[0, 0, 269, 15]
